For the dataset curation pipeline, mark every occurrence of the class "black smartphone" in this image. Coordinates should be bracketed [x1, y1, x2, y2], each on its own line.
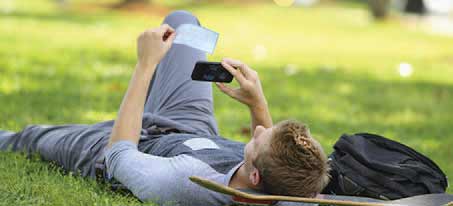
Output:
[191, 61, 234, 83]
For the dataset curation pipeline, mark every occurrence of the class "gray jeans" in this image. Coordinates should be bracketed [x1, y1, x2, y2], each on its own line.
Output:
[0, 10, 218, 177]
[144, 10, 218, 135]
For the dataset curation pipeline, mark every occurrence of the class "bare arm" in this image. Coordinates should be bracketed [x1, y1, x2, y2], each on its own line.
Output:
[107, 24, 176, 148]
[249, 103, 273, 133]
[216, 58, 273, 136]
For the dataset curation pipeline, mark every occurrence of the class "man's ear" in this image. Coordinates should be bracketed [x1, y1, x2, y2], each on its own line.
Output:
[249, 167, 261, 187]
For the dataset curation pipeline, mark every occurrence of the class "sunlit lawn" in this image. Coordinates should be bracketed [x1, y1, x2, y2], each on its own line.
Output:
[0, 0, 452, 205]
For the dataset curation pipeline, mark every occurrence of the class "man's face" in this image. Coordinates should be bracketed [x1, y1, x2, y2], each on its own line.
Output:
[244, 125, 273, 172]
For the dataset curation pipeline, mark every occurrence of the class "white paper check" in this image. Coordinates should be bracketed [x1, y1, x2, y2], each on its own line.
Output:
[173, 24, 219, 54]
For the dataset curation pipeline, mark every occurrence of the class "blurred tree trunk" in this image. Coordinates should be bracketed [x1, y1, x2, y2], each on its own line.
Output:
[404, 0, 426, 15]
[114, 0, 150, 8]
[368, 0, 391, 20]
[55, 0, 70, 9]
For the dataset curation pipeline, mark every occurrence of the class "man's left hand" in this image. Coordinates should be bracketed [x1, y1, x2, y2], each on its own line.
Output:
[216, 58, 268, 110]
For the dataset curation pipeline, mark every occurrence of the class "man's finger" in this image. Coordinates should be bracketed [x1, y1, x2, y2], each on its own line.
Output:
[222, 58, 253, 77]
[221, 61, 247, 85]
[156, 24, 175, 36]
[222, 58, 242, 66]
[160, 24, 175, 32]
[215, 82, 236, 98]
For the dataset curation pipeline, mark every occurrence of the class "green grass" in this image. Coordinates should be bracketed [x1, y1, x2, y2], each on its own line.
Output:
[0, 0, 452, 205]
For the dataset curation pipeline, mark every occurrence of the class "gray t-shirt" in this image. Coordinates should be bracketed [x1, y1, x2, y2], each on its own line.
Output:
[106, 135, 242, 205]
[105, 134, 245, 205]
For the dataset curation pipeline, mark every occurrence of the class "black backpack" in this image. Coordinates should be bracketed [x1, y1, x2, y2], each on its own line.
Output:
[322, 133, 448, 200]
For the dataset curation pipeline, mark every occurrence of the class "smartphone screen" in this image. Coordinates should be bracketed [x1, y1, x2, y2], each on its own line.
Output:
[191, 61, 234, 83]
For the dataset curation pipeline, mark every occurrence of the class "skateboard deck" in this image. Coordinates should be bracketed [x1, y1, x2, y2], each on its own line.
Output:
[189, 176, 453, 206]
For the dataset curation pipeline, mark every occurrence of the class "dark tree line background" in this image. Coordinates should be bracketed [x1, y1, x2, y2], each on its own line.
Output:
[121, 0, 149, 4]
[55, 0, 428, 20]
[117, 0, 428, 20]
[369, 0, 426, 20]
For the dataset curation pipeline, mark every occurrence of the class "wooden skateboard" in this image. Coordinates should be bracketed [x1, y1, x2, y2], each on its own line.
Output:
[189, 176, 453, 206]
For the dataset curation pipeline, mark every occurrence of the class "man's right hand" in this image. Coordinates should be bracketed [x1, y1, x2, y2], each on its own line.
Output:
[137, 24, 176, 70]
[216, 58, 268, 110]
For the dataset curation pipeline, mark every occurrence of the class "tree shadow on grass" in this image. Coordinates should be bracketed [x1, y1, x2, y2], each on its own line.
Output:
[259, 67, 453, 138]
[0, 11, 101, 25]
[0, 70, 124, 130]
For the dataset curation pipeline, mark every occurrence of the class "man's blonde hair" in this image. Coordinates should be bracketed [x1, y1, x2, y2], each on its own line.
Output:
[253, 120, 330, 197]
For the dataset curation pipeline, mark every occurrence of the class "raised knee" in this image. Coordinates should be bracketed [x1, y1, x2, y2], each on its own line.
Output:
[163, 10, 200, 28]
[166, 10, 197, 21]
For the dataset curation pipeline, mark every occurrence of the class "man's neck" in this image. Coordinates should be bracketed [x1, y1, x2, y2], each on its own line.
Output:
[229, 163, 253, 189]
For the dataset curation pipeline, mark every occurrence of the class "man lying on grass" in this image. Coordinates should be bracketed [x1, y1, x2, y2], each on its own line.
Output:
[0, 11, 329, 205]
